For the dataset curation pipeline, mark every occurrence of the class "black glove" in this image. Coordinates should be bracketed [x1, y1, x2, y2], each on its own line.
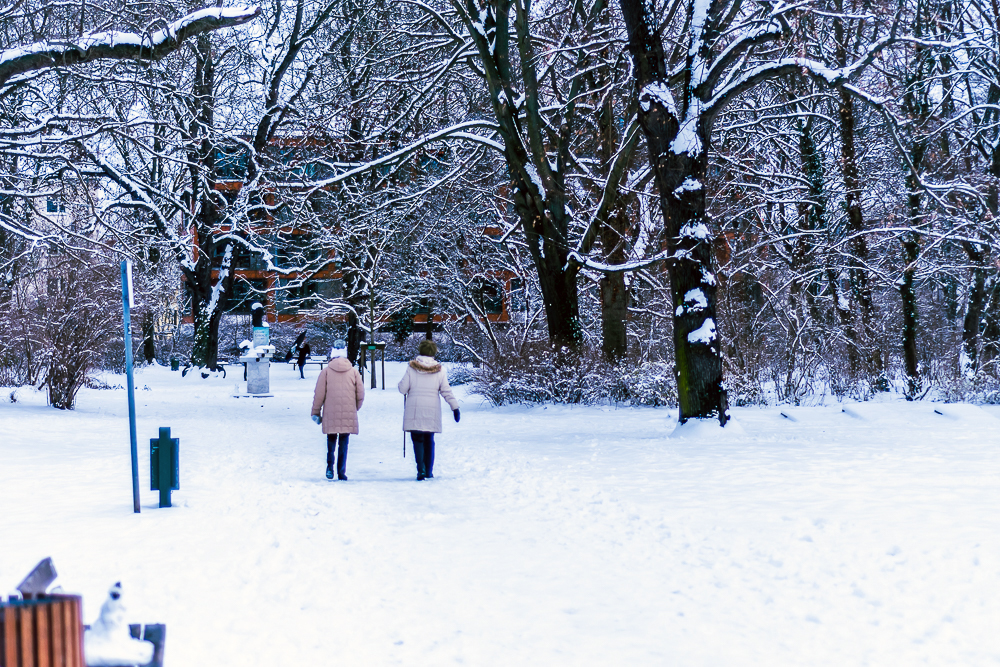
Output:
[453, 408, 461, 423]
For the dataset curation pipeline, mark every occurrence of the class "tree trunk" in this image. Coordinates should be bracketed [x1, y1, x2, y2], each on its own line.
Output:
[142, 311, 156, 364]
[961, 242, 987, 375]
[901, 138, 924, 397]
[347, 310, 361, 367]
[596, 65, 631, 362]
[900, 230, 920, 396]
[600, 272, 628, 361]
[838, 88, 881, 385]
[619, 0, 728, 424]
[512, 189, 581, 349]
[186, 34, 228, 371]
[982, 278, 1000, 365]
[459, 0, 583, 350]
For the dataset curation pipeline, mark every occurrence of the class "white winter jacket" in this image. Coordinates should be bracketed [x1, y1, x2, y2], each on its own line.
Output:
[398, 356, 459, 433]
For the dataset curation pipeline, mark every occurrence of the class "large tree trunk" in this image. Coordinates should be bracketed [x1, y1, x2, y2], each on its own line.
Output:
[600, 271, 628, 361]
[838, 88, 882, 384]
[831, 5, 882, 386]
[515, 198, 581, 349]
[142, 311, 156, 364]
[979, 135, 1000, 367]
[188, 243, 232, 370]
[982, 279, 1000, 365]
[619, 0, 728, 424]
[900, 229, 920, 396]
[458, 0, 585, 350]
[187, 34, 229, 370]
[961, 242, 988, 375]
[901, 140, 924, 398]
[596, 65, 630, 361]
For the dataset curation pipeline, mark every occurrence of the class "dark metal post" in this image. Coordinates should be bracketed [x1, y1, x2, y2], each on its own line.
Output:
[370, 346, 376, 389]
[158, 428, 172, 508]
[121, 261, 140, 513]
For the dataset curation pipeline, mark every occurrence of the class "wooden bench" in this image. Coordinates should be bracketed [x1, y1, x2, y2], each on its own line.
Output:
[288, 358, 329, 369]
[1, 594, 84, 667]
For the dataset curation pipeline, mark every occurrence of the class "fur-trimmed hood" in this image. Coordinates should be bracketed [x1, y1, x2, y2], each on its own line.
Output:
[327, 357, 354, 373]
[409, 355, 442, 373]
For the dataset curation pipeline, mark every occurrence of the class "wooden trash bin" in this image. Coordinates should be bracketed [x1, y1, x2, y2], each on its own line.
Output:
[0, 594, 85, 667]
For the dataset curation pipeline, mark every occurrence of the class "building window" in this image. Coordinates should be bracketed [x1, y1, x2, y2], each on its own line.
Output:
[474, 280, 503, 315]
[227, 278, 267, 313]
[277, 281, 318, 314]
[46, 198, 65, 213]
[215, 147, 247, 181]
[509, 278, 525, 311]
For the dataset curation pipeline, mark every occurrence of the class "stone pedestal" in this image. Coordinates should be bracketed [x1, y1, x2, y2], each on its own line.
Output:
[246, 357, 270, 394]
[239, 315, 274, 396]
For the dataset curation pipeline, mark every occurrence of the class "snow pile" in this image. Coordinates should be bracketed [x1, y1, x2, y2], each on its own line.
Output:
[639, 81, 675, 114]
[679, 220, 711, 240]
[669, 415, 745, 439]
[673, 177, 702, 198]
[83, 582, 154, 667]
[687, 317, 717, 345]
[677, 287, 708, 316]
[523, 163, 545, 200]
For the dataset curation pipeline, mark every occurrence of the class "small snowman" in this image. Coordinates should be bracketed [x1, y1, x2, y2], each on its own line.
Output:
[83, 583, 154, 666]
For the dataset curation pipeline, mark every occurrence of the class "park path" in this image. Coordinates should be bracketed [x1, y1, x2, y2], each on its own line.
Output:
[2, 363, 1000, 665]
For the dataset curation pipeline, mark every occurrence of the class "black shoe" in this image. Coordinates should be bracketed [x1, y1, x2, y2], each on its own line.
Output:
[416, 473, 426, 481]
[326, 465, 334, 480]
[338, 474, 348, 481]
[426, 472, 434, 479]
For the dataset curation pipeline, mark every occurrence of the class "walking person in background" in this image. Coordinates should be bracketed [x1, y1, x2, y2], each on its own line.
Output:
[398, 339, 460, 481]
[287, 330, 306, 363]
[297, 337, 311, 378]
[312, 340, 364, 480]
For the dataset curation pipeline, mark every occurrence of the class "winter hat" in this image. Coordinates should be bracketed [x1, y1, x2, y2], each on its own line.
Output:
[330, 339, 347, 358]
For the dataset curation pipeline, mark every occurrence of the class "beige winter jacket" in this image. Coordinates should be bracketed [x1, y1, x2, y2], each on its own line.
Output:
[398, 356, 459, 433]
[312, 358, 365, 434]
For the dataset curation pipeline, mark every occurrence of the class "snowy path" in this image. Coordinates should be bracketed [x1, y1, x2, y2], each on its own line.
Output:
[2, 364, 1000, 665]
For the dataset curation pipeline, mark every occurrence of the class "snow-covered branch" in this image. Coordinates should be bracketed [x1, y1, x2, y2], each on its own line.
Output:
[0, 5, 261, 86]
[285, 120, 502, 190]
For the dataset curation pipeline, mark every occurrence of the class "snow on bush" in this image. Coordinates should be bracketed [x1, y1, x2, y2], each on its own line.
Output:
[469, 343, 677, 407]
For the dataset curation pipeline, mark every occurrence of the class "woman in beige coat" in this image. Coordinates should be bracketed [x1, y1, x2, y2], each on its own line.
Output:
[398, 339, 460, 480]
[312, 340, 364, 480]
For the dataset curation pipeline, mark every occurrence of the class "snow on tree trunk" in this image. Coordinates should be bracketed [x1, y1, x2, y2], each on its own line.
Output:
[619, 0, 728, 424]
[190, 243, 232, 370]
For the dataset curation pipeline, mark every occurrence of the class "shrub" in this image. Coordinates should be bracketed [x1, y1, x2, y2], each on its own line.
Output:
[469, 342, 677, 407]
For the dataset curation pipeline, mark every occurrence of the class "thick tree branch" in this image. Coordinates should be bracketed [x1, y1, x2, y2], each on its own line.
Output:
[0, 5, 261, 87]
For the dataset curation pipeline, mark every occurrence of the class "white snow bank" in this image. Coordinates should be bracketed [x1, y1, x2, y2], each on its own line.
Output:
[669, 415, 746, 439]
[3, 367, 1000, 665]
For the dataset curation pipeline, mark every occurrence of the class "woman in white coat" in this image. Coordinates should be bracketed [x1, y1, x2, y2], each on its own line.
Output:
[398, 339, 460, 480]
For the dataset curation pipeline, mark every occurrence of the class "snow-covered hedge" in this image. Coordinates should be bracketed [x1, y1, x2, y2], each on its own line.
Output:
[468, 345, 677, 407]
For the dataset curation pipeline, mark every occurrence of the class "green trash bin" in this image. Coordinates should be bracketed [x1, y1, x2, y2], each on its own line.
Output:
[170, 357, 179, 371]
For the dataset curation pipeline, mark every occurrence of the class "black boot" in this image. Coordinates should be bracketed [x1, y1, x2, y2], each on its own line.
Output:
[412, 432, 427, 480]
[337, 438, 349, 480]
[325, 464, 334, 480]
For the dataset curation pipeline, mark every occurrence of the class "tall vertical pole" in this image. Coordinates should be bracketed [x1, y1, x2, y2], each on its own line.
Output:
[121, 261, 141, 513]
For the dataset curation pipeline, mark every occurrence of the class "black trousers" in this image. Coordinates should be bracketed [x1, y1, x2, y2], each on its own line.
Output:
[410, 431, 435, 476]
[298, 362, 305, 378]
[326, 433, 349, 478]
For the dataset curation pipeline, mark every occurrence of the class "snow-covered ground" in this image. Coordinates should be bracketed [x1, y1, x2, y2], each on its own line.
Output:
[2, 363, 999, 666]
